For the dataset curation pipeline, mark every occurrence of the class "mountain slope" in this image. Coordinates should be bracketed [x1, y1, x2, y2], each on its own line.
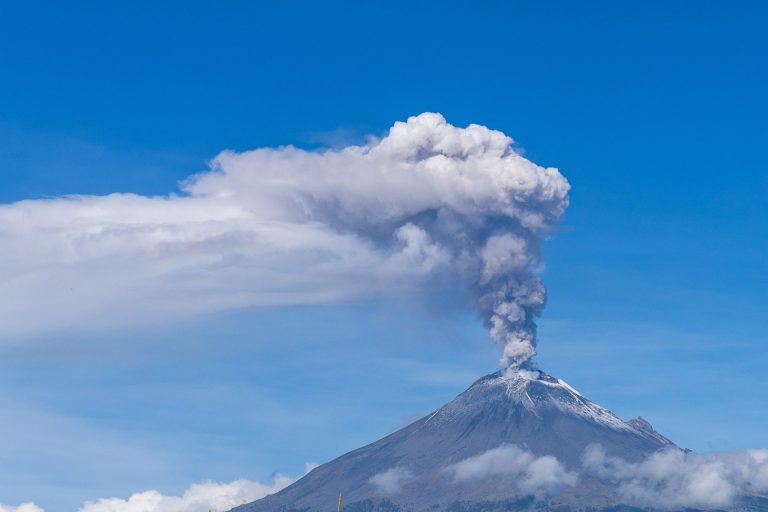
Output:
[231, 368, 762, 512]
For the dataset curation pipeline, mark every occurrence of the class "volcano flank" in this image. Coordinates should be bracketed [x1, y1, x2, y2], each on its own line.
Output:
[231, 368, 767, 512]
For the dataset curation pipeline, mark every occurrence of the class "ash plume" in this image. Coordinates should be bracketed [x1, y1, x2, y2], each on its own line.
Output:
[190, 113, 570, 366]
[0, 113, 569, 366]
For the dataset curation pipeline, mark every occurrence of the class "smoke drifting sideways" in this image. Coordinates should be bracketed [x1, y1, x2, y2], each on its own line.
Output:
[0, 113, 569, 367]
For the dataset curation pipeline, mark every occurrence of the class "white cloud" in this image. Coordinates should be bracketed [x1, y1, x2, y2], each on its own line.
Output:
[0, 113, 569, 367]
[368, 467, 414, 494]
[76, 463, 318, 512]
[0, 503, 44, 512]
[519, 455, 578, 497]
[78, 475, 294, 512]
[0, 463, 318, 512]
[446, 444, 577, 497]
[582, 444, 768, 510]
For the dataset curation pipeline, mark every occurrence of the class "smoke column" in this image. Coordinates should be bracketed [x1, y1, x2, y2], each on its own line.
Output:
[0, 113, 570, 367]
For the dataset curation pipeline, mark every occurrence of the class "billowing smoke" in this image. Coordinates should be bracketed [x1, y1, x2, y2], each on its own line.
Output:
[0, 113, 569, 366]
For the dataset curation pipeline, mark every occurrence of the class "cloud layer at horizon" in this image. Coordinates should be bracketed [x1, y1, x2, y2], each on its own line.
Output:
[0, 464, 316, 512]
[8, 444, 767, 512]
[0, 504, 44, 512]
[0, 113, 569, 367]
[77, 476, 293, 512]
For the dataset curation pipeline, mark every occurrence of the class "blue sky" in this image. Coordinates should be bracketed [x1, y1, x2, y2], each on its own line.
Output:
[1, 1, 767, 511]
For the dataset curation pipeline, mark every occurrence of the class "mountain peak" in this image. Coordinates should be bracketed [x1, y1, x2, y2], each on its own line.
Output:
[234, 366, 679, 512]
[451, 367, 674, 447]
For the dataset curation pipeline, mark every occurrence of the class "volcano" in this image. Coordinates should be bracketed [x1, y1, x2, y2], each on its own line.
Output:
[232, 368, 766, 512]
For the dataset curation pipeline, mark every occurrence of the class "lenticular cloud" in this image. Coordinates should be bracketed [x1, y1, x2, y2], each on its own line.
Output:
[0, 113, 569, 366]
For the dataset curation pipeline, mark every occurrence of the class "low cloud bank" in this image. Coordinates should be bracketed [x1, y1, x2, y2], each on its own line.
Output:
[0, 113, 569, 367]
[0, 504, 44, 512]
[369, 467, 414, 494]
[0, 464, 317, 512]
[78, 475, 293, 512]
[77, 462, 320, 512]
[446, 444, 578, 497]
[6, 447, 768, 510]
[444, 443, 768, 508]
[583, 444, 768, 510]
[0, 471, 292, 512]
